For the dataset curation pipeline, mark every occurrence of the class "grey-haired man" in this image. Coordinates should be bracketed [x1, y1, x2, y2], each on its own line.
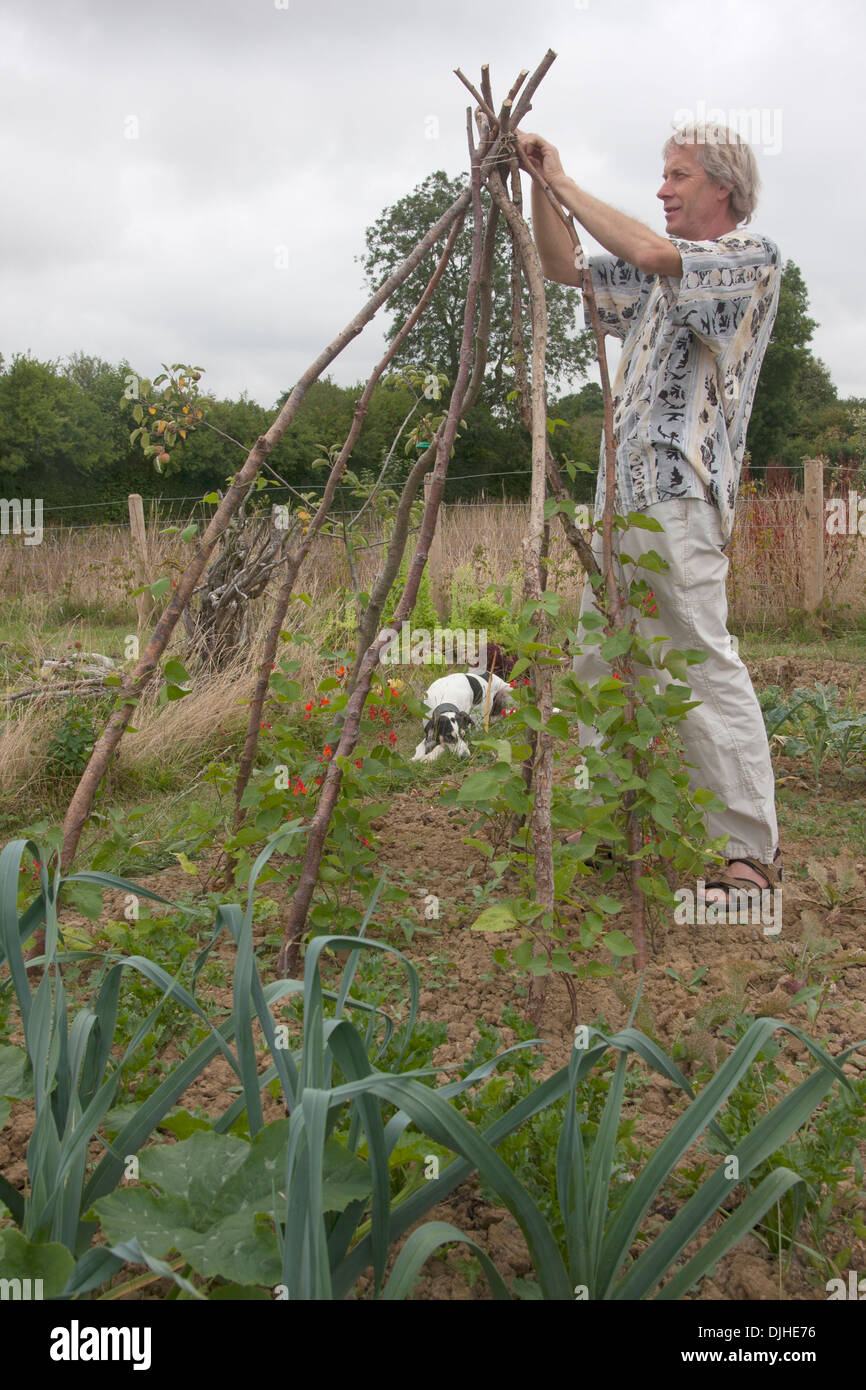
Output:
[516, 125, 782, 909]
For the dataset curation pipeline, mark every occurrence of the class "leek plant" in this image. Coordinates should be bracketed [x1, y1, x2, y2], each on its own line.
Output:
[4, 831, 862, 1299]
[88, 834, 866, 1300]
[0, 834, 286, 1297]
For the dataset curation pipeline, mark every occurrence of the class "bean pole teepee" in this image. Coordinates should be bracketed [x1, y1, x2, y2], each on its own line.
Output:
[60, 50, 647, 1002]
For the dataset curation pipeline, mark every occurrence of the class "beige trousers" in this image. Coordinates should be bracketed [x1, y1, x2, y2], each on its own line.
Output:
[572, 498, 779, 863]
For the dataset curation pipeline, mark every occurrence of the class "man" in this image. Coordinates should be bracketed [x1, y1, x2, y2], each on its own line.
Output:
[516, 123, 782, 909]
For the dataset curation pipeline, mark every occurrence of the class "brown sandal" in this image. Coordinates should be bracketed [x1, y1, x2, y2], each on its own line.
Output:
[700, 849, 782, 921]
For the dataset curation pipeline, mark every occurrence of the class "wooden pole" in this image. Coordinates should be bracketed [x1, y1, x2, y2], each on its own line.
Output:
[127, 494, 153, 629]
[487, 157, 555, 1022]
[425, 473, 447, 622]
[803, 457, 824, 613]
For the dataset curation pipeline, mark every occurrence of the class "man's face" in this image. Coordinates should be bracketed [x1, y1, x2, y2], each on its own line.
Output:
[657, 141, 733, 240]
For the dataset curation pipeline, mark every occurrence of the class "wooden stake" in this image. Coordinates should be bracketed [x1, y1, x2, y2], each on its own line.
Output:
[487, 164, 555, 1022]
[803, 457, 824, 613]
[425, 473, 447, 622]
[127, 493, 154, 629]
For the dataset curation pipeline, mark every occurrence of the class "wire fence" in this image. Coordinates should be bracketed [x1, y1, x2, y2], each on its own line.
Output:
[23, 471, 538, 531]
[11, 487, 818, 535]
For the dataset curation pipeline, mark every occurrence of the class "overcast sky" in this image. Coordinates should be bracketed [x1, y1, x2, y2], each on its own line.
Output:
[2, 0, 863, 411]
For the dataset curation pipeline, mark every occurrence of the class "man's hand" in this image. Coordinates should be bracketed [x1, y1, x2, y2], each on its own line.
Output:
[515, 130, 567, 190]
[517, 126, 682, 280]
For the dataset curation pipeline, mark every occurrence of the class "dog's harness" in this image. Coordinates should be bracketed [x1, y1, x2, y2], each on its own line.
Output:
[431, 702, 462, 718]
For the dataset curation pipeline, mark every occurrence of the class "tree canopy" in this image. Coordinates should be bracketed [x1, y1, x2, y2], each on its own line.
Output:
[0, 258, 859, 522]
[746, 260, 860, 476]
[358, 170, 595, 403]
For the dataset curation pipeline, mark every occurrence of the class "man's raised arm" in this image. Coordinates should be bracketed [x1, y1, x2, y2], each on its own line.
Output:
[516, 131, 683, 281]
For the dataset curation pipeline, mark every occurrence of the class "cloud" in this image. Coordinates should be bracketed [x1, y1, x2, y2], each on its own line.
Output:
[0, 0, 863, 410]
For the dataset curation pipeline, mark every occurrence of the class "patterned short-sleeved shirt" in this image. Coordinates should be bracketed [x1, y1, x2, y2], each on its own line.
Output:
[585, 232, 781, 544]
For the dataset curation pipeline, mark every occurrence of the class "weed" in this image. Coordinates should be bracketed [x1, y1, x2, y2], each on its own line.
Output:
[41, 698, 100, 783]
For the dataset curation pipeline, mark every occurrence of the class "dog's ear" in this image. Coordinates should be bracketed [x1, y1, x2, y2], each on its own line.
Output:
[457, 711, 473, 735]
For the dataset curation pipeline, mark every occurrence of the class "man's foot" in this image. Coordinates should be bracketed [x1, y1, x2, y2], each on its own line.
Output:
[702, 849, 782, 911]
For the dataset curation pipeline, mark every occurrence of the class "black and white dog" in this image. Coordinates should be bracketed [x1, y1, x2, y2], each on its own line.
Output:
[411, 670, 513, 762]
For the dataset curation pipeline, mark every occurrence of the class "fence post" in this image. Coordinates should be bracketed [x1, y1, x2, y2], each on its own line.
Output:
[803, 458, 824, 613]
[424, 474, 448, 622]
[128, 493, 154, 628]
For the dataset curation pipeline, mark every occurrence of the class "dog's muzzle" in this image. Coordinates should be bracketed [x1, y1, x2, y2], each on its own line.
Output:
[424, 702, 463, 753]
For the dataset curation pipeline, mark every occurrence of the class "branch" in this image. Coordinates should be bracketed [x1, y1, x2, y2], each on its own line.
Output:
[487, 162, 556, 1021]
[509, 48, 557, 129]
[511, 137, 619, 614]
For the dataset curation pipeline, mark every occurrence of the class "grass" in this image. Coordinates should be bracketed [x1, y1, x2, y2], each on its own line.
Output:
[739, 624, 866, 667]
[775, 786, 866, 860]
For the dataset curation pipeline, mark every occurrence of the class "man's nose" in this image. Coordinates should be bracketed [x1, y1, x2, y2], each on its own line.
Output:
[656, 178, 671, 201]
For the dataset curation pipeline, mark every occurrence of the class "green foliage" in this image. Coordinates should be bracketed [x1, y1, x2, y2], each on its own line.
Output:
[546, 383, 605, 501]
[0, 352, 120, 486]
[460, 1008, 645, 1252]
[0, 837, 243, 1297]
[748, 261, 834, 474]
[687, 1019, 866, 1272]
[4, 834, 860, 1300]
[761, 682, 866, 785]
[384, 544, 442, 656]
[359, 170, 594, 403]
[453, 514, 730, 988]
[209, 656, 418, 931]
[448, 574, 520, 654]
[123, 362, 209, 475]
[41, 699, 100, 784]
